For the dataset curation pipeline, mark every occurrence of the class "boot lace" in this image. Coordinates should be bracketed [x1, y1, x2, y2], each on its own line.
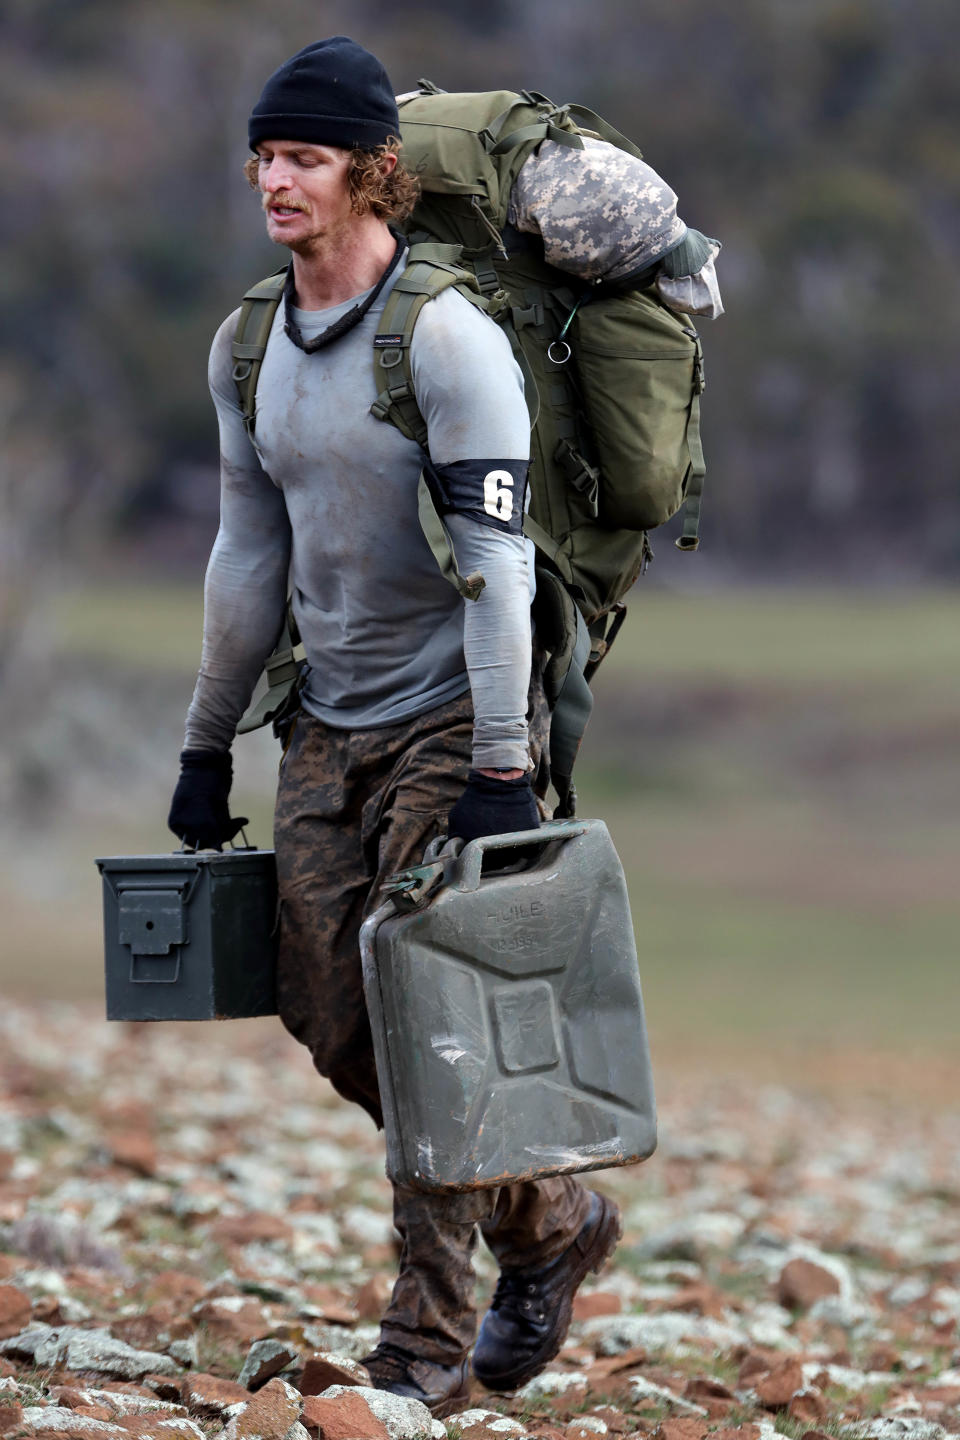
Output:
[489, 1269, 548, 1326]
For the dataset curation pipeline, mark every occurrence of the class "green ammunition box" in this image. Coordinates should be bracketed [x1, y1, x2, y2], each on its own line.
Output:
[95, 850, 278, 1021]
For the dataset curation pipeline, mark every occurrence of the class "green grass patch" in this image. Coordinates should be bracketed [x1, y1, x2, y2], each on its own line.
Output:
[50, 582, 205, 672]
[600, 587, 960, 688]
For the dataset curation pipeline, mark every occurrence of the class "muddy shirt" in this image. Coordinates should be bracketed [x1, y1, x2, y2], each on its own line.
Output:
[184, 263, 534, 771]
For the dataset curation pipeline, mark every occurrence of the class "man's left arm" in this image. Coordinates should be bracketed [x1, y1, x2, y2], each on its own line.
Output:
[410, 289, 539, 840]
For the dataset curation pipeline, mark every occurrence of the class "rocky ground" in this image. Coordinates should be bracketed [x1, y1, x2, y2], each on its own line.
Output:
[1, 1003, 958, 1440]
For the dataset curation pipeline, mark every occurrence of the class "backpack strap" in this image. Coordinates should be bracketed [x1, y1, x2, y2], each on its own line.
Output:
[531, 569, 593, 819]
[413, 473, 484, 602]
[371, 244, 491, 603]
[231, 268, 287, 435]
[485, 120, 581, 156]
[675, 332, 706, 551]
[370, 244, 571, 589]
[235, 603, 302, 735]
[370, 242, 487, 447]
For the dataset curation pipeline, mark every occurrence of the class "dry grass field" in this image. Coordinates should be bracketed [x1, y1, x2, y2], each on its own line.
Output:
[3, 582, 958, 1093]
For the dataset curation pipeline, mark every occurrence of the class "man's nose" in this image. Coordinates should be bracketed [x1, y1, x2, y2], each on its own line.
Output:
[261, 158, 295, 192]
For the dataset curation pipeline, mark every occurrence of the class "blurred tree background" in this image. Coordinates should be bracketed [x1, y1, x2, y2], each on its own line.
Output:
[2, 0, 960, 1057]
[4, 0, 959, 600]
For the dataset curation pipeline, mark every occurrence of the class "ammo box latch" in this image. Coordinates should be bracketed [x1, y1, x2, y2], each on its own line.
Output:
[113, 875, 198, 984]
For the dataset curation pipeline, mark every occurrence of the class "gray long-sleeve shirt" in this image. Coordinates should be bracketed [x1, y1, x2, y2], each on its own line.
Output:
[184, 259, 535, 771]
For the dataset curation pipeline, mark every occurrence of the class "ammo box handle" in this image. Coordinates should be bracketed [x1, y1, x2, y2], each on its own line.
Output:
[452, 819, 588, 893]
[101, 872, 199, 904]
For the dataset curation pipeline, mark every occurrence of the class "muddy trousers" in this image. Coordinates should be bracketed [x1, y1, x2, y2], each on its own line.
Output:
[274, 687, 593, 1364]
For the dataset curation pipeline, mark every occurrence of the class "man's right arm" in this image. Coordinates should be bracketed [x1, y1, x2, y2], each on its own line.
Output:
[182, 312, 292, 754]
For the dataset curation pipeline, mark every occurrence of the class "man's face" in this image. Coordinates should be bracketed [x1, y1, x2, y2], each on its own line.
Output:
[255, 140, 354, 251]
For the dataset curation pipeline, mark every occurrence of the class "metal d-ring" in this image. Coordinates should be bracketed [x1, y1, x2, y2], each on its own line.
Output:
[547, 290, 589, 366]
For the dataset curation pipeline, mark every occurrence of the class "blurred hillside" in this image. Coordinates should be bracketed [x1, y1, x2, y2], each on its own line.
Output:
[3, 0, 960, 612]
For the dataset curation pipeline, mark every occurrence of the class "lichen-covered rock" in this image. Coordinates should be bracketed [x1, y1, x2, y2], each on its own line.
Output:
[224, 1376, 303, 1440]
[632, 1213, 747, 1261]
[118, 1420, 206, 1439]
[239, 1337, 301, 1390]
[753, 1356, 804, 1410]
[840, 1423, 947, 1440]
[0, 1401, 23, 1436]
[302, 1324, 381, 1362]
[191, 1294, 271, 1346]
[300, 1351, 371, 1394]
[776, 1257, 841, 1310]
[315, 1384, 434, 1440]
[180, 1371, 250, 1416]
[167, 1334, 199, 1369]
[0, 1324, 179, 1378]
[583, 1312, 746, 1355]
[20, 1409, 128, 1435]
[65, 1328, 181, 1379]
[446, 1410, 526, 1438]
[516, 1371, 588, 1401]
[301, 1389, 389, 1440]
[630, 1377, 706, 1416]
[0, 1285, 31, 1340]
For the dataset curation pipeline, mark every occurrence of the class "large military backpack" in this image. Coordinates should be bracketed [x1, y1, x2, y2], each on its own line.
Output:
[233, 85, 708, 816]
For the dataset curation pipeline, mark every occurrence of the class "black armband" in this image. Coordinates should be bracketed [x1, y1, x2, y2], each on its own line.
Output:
[425, 458, 529, 535]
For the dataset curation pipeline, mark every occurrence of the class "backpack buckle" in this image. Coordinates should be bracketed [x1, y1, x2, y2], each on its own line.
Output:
[374, 337, 404, 369]
[485, 289, 510, 323]
[511, 302, 544, 331]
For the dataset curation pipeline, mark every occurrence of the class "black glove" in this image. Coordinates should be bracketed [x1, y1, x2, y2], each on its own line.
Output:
[447, 770, 540, 845]
[167, 749, 249, 850]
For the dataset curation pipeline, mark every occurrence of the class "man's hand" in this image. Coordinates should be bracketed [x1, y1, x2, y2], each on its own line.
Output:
[167, 749, 249, 851]
[448, 769, 540, 845]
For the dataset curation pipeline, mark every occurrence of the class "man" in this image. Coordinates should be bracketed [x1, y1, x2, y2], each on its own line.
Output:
[168, 37, 620, 1418]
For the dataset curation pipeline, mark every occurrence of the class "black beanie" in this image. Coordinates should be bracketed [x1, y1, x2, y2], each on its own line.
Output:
[248, 36, 400, 152]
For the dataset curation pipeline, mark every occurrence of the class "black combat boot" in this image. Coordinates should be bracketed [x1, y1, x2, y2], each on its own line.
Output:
[362, 1342, 471, 1418]
[472, 1192, 622, 1392]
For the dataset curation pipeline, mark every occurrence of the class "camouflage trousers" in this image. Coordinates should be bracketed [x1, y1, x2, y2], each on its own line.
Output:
[274, 678, 592, 1363]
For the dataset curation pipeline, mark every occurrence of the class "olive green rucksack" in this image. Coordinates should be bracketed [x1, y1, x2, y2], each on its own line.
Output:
[233, 85, 709, 816]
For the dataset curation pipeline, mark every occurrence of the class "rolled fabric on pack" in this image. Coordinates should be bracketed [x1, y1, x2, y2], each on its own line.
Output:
[657, 233, 724, 319]
[509, 135, 724, 317]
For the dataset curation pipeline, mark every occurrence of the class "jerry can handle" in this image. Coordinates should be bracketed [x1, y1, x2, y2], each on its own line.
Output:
[452, 819, 588, 893]
[421, 834, 464, 865]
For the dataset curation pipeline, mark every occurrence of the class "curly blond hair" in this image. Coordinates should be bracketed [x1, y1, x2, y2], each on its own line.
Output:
[243, 138, 419, 222]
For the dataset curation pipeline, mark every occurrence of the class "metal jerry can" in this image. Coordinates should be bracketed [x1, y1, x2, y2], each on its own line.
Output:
[95, 849, 278, 1021]
[360, 819, 657, 1193]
